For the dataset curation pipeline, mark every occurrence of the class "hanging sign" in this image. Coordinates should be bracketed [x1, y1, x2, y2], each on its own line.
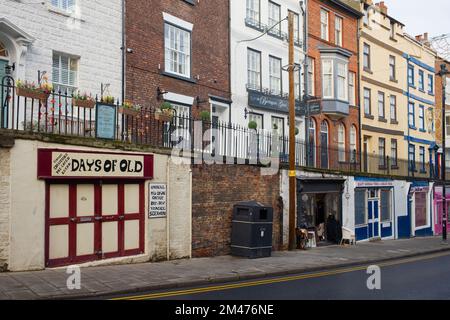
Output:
[149, 183, 167, 218]
[38, 149, 153, 179]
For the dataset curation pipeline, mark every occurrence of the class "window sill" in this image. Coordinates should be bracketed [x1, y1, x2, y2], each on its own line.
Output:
[420, 170, 427, 174]
[378, 117, 387, 123]
[390, 120, 399, 125]
[183, 0, 195, 5]
[364, 114, 375, 120]
[409, 126, 417, 130]
[389, 78, 398, 83]
[48, 6, 85, 22]
[409, 85, 416, 89]
[419, 88, 426, 93]
[161, 71, 197, 84]
[419, 129, 427, 133]
[428, 92, 435, 97]
[391, 165, 399, 170]
[389, 37, 398, 43]
[364, 68, 373, 74]
[245, 21, 265, 33]
[379, 165, 388, 170]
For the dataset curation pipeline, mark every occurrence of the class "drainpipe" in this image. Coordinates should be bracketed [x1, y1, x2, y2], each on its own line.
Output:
[166, 157, 171, 261]
[357, 17, 362, 172]
[121, 0, 126, 103]
[302, 0, 309, 163]
[406, 55, 411, 178]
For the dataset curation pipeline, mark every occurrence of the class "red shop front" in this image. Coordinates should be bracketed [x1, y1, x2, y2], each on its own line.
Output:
[38, 149, 154, 268]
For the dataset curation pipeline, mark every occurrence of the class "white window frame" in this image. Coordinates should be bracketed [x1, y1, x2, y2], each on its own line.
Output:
[338, 124, 346, 162]
[322, 59, 334, 99]
[52, 52, 78, 92]
[247, 48, 261, 91]
[349, 72, 355, 106]
[350, 125, 357, 162]
[335, 16, 343, 46]
[320, 9, 329, 41]
[246, 0, 260, 24]
[307, 57, 315, 96]
[269, 56, 282, 95]
[268, 1, 281, 36]
[50, 0, 75, 13]
[164, 22, 192, 78]
[336, 62, 348, 101]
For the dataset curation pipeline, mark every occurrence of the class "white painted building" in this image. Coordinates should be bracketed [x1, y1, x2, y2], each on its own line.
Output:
[0, 0, 122, 98]
[230, 0, 306, 147]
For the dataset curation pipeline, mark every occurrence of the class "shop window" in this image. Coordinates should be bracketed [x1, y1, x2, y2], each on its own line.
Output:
[355, 190, 367, 225]
[380, 189, 391, 222]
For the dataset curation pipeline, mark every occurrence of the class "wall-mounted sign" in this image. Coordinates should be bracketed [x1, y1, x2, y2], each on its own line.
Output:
[355, 181, 394, 188]
[149, 184, 167, 218]
[38, 149, 154, 179]
[96, 103, 117, 140]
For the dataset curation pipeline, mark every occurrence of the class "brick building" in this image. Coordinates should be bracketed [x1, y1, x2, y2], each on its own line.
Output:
[125, 0, 231, 120]
[306, 0, 362, 170]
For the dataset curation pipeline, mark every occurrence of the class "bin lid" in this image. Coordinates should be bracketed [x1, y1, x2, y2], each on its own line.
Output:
[234, 200, 269, 208]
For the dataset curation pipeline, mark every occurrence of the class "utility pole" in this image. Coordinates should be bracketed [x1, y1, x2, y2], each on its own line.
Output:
[288, 12, 297, 251]
[439, 63, 449, 243]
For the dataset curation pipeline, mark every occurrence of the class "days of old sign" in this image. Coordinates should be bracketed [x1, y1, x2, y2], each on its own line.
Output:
[149, 184, 167, 218]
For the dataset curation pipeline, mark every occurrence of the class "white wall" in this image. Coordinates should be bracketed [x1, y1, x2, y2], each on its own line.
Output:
[230, 0, 306, 138]
[5, 139, 192, 271]
[0, 0, 122, 98]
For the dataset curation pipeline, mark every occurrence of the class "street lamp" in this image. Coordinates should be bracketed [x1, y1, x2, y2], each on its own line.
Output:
[438, 63, 449, 243]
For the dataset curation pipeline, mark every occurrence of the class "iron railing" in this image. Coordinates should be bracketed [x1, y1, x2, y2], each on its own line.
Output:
[0, 81, 440, 179]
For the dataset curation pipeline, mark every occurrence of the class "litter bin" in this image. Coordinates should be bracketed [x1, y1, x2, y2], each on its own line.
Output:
[231, 201, 273, 258]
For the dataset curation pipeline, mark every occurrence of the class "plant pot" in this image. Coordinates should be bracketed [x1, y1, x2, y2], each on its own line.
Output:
[73, 99, 96, 109]
[17, 87, 50, 102]
[119, 107, 139, 117]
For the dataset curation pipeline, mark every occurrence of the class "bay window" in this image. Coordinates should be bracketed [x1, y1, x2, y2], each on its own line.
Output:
[336, 62, 348, 101]
[322, 59, 333, 98]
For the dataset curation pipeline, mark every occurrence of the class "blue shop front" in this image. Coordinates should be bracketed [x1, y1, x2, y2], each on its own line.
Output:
[353, 177, 396, 241]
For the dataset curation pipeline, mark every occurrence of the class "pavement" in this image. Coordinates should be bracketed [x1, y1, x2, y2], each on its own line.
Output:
[0, 236, 449, 300]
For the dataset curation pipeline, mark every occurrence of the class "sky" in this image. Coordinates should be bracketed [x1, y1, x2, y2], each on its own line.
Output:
[383, 0, 450, 38]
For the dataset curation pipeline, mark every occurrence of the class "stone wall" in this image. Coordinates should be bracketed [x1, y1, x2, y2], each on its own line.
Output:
[0, 148, 10, 271]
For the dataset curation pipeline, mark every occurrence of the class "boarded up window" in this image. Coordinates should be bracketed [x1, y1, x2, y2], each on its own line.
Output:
[355, 190, 367, 225]
[380, 189, 391, 222]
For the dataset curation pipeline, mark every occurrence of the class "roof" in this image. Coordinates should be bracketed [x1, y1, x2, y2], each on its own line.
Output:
[330, 0, 364, 17]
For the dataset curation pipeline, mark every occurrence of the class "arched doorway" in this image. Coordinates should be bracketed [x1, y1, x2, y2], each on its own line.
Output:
[308, 118, 316, 167]
[0, 40, 9, 80]
[320, 121, 329, 169]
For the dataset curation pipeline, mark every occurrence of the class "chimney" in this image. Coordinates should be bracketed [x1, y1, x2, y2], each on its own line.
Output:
[376, 1, 388, 15]
[416, 33, 431, 47]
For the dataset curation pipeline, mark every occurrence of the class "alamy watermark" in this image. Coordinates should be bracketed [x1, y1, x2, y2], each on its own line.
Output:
[366, 265, 381, 290]
[66, 265, 81, 290]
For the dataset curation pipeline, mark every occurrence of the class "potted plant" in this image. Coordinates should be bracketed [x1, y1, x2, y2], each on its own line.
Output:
[248, 120, 258, 130]
[73, 91, 96, 108]
[155, 101, 175, 122]
[200, 110, 211, 122]
[119, 100, 142, 117]
[102, 95, 115, 105]
[16, 79, 52, 102]
[272, 123, 278, 131]
[295, 127, 300, 136]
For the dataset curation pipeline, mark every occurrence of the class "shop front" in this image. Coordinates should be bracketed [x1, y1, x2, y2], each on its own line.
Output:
[353, 177, 395, 242]
[37, 149, 154, 268]
[409, 181, 434, 237]
[433, 184, 450, 236]
[297, 177, 344, 246]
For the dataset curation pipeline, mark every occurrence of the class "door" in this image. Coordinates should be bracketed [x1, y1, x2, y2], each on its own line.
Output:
[320, 121, 329, 169]
[46, 181, 145, 268]
[368, 189, 380, 239]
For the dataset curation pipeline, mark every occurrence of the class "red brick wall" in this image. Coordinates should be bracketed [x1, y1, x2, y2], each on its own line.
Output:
[192, 164, 282, 258]
[125, 0, 231, 118]
[308, 0, 361, 167]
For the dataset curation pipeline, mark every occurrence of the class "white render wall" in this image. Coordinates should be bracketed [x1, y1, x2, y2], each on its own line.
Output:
[0, 0, 122, 98]
[4, 138, 192, 271]
[230, 0, 306, 138]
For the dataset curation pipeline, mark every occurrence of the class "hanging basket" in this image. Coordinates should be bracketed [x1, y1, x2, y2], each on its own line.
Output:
[73, 99, 96, 109]
[155, 109, 174, 122]
[16, 87, 50, 102]
[119, 107, 140, 117]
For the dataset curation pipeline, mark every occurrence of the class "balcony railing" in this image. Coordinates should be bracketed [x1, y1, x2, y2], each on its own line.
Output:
[0, 81, 439, 179]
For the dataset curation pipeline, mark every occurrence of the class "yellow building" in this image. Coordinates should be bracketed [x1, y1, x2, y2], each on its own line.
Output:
[359, 0, 437, 178]
[359, 1, 408, 176]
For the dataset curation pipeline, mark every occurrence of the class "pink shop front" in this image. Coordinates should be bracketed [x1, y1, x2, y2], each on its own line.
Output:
[433, 184, 450, 236]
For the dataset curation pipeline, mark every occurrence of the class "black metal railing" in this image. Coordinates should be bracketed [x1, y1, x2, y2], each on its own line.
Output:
[0, 81, 440, 179]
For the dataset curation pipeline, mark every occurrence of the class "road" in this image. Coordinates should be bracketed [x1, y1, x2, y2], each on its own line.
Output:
[107, 252, 450, 300]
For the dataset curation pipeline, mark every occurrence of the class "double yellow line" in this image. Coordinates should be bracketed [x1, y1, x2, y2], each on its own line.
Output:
[111, 251, 450, 300]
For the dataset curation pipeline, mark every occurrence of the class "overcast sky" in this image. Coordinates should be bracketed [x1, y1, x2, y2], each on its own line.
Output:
[383, 0, 450, 38]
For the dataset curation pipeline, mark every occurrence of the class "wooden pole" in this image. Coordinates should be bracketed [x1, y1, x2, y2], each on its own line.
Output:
[288, 12, 297, 251]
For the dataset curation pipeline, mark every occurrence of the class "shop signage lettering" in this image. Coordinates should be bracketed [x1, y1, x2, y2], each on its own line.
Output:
[38, 149, 153, 179]
[355, 181, 394, 188]
[411, 187, 429, 193]
[149, 184, 167, 218]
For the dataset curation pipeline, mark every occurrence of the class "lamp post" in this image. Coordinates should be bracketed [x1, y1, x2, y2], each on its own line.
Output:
[438, 63, 449, 242]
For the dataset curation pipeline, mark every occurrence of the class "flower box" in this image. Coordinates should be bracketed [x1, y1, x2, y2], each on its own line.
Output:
[119, 107, 140, 117]
[73, 99, 96, 109]
[155, 109, 174, 122]
[16, 87, 50, 101]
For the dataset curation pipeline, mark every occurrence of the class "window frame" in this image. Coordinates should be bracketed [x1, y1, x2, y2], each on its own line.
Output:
[269, 55, 282, 96]
[378, 91, 385, 119]
[268, 1, 282, 37]
[364, 87, 371, 116]
[389, 55, 396, 81]
[408, 64, 415, 86]
[408, 102, 415, 128]
[246, 0, 261, 25]
[428, 74, 434, 94]
[247, 48, 262, 91]
[320, 9, 329, 41]
[390, 95, 397, 122]
[322, 59, 334, 99]
[335, 16, 343, 47]
[379, 137, 386, 168]
[419, 146, 426, 172]
[164, 22, 192, 79]
[338, 123, 346, 163]
[52, 52, 78, 92]
[391, 139, 398, 167]
[348, 72, 356, 106]
[409, 144, 416, 172]
[419, 105, 425, 131]
[50, 0, 76, 13]
[307, 57, 315, 96]
[363, 43, 371, 70]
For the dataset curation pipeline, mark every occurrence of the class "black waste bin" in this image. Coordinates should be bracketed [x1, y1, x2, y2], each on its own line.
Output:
[231, 201, 273, 259]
